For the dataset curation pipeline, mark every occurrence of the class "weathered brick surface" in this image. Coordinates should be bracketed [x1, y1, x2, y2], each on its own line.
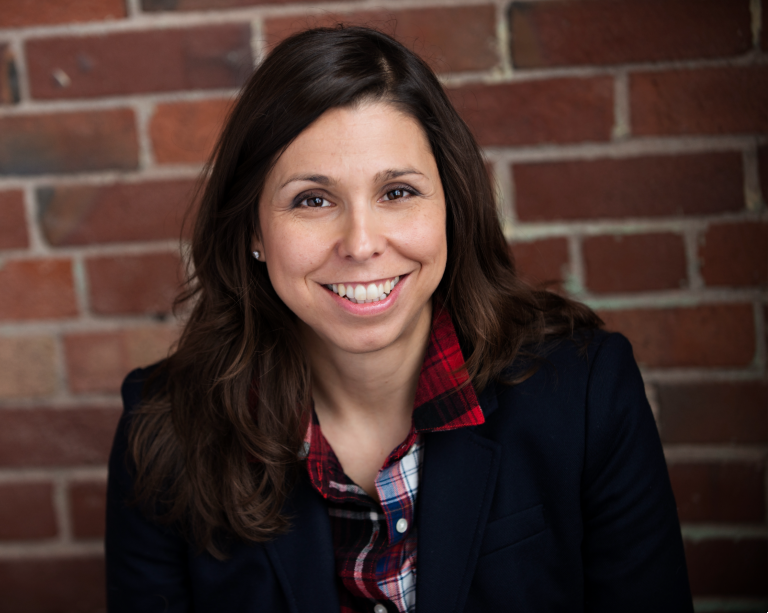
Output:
[0, 336, 58, 399]
[448, 77, 613, 146]
[0, 44, 18, 105]
[599, 304, 755, 368]
[64, 326, 178, 394]
[759, 146, 768, 201]
[631, 66, 768, 136]
[38, 179, 196, 246]
[685, 539, 767, 596]
[583, 233, 687, 293]
[658, 382, 768, 444]
[509, 0, 751, 68]
[143, 0, 330, 9]
[0, 259, 78, 321]
[86, 252, 182, 316]
[0, 556, 105, 612]
[699, 221, 768, 288]
[0, 110, 138, 175]
[0, 0, 125, 28]
[27, 25, 253, 100]
[70, 481, 107, 539]
[0, 190, 28, 250]
[265, 6, 499, 74]
[150, 98, 232, 164]
[0, 482, 57, 540]
[509, 237, 569, 287]
[669, 462, 765, 522]
[514, 153, 743, 221]
[0, 407, 121, 467]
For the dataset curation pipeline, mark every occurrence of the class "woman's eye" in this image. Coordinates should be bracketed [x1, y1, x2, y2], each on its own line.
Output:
[300, 196, 331, 208]
[382, 188, 412, 201]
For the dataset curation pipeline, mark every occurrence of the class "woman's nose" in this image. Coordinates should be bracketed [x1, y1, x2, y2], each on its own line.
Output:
[338, 204, 386, 262]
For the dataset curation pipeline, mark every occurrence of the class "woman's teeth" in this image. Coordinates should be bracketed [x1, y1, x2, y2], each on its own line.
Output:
[327, 276, 400, 304]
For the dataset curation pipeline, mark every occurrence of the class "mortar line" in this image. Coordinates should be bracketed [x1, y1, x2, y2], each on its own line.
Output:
[0, 541, 103, 560]
[52, 474, 72, 544]
[5, 35, 30, 103]
[752, 0, 763, 49]
[611, 71, 629, 141]
[683, 223, 704, 291]
[21, 184, 46, 254]
[125, 0, 142, 19]
[743, 142, 765, 212]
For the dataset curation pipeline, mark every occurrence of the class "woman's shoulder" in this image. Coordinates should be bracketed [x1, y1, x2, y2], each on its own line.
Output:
[121, 360, 167, 415]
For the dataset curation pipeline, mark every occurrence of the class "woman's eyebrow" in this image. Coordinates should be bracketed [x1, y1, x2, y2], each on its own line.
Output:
[279, 168, 424, 191]
[280, 174, 332, 189]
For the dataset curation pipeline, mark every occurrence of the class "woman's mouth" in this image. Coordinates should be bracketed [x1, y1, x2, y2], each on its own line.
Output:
[324, 276, 401, 304]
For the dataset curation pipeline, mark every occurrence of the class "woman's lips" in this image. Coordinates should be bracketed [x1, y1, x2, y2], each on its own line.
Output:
[324, 275, 401, 304]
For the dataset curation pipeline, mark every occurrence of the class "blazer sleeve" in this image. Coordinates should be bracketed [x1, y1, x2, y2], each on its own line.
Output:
[105, 367, 192, 612]
[581, 333, 693, 611]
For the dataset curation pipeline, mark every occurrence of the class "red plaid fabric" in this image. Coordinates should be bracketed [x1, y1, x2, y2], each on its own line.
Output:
[304, 307, 484, 613]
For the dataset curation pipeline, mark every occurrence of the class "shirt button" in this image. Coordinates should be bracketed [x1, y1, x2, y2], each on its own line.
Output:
[374, 604, 387, 613]
[395, 518, 408, 533]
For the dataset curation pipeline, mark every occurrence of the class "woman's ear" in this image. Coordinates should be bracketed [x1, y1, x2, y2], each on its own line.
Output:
[251, 237, 264, 262]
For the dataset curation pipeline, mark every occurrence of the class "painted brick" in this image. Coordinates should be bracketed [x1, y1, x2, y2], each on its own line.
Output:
[583, 233, 687, 293]
[87, 252, 182, 316]
[0, 336, 58, 399]
[0, 406, 121, 467]
[0, 556, 105, 612]
[759, 146, 768, 202]
[38, 179, 196, 246]
[669, 462, 765, 522]
[0, 190, 28, 250]
[27, 25, 252, 100]
[447, 77, 613, 146]
[64, 326, 178, 394]
[0, 259, 78, 321]
[631, 66, 768, 136]
[509, 0, 751, 68]
[509, 237, 569, 287]
[0, 482, 57, 540]
[0, 0, 125, 28]
[0, 109, 138, 175]
[658, 382, 768, 444]
[514, 153, 743, 221]
[0, 44, 19, 105]
[599, 304, 755, 368]
[685, 539, 767, 596]
[150, 98, 232, 164]
[265, 6, 499, 74]
[699, 222, 768, 288]
[70, 480, 106, 539]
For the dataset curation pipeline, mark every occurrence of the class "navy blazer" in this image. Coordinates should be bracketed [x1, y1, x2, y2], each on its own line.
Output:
[106, 331, 693, 612]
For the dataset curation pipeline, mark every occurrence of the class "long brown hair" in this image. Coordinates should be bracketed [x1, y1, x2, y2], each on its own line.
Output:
[128, 25, 602, 558]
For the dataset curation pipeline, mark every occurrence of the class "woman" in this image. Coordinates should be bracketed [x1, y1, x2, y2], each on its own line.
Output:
[106, 25, 693, 612]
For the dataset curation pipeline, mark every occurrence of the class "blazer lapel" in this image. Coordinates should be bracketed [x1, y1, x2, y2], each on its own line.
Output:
[265, 474, 339, 613]
[417, 425, 501, 613]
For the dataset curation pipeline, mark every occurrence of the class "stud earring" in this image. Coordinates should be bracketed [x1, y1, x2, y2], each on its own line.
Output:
[252, 251, 260, 260]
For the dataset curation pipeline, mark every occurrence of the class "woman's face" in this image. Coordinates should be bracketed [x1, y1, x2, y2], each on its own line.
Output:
[254, 101, 447, 355]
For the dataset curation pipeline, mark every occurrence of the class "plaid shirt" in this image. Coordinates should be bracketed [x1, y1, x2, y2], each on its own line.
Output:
[304, 307, 484, 613]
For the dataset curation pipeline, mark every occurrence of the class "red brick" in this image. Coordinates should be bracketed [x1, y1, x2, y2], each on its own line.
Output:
[0, 336, 58, 399]
[0, 259, 78, 321]
[685, 539, 767, 596]
[509, 0, 751, 68]
[0, 556, 105, 612]
[87, 252, 181, 316]
[64, 326, 178, 394]
[759, 146, 768, 203]
[0, 109, 138, 175]
[0, 190, 28, 250]
[583, 233, 687, 293]
[38, 179, 196, 246]
[0, 482, 57, 540]
[631, 66, 768, 136]
[70, 480, 106, 539]
[150, 98, 232, 164]
[0, 44, 19, 105]
[265, 6, 499, 74]
[509, 237, 569, 287]
[514, 153, 743, 221]
[599, 304, 755, 368]
[658, 382, 768, 444]
[669, 462, 765, 522]
[143, 0, 335, 8]
[0, 0, 124, 27]
[448, 77, 613, 147]
[699, 222, 768, 288]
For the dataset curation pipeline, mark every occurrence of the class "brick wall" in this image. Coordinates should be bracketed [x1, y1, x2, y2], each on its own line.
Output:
[0, 0, 765, 610]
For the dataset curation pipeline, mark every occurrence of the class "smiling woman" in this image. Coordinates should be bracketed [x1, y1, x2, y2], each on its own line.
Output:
[105, 26, 694, 613]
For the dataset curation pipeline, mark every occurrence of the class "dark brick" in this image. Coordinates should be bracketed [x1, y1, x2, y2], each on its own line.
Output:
[38, 179, 196, 246]
[0, 109, 138, 175]
[759, 146, 768, 204]
[70, 481, 106, 539]
[514, 153, 743, 221]
[510, 0, 752, 68]
[27, 25, 252, 100]
[150, 98, 232, 164]
[599, 304, 755, 368]
[0, 190, 28, 250]
[509, 237, 569, 287]
[0, 482, 57, 540]
[658, 382, 768, 444]
[631, 66, 768, 136]
[448, 77, 613, 146]
[685, 538, 767, 596]
[0, 0, 124, 27]
[583, 233, 687, 293]
[699, 222, 768, 288]
[0, 44, 19, 105]
[0, 258, 78, 321]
